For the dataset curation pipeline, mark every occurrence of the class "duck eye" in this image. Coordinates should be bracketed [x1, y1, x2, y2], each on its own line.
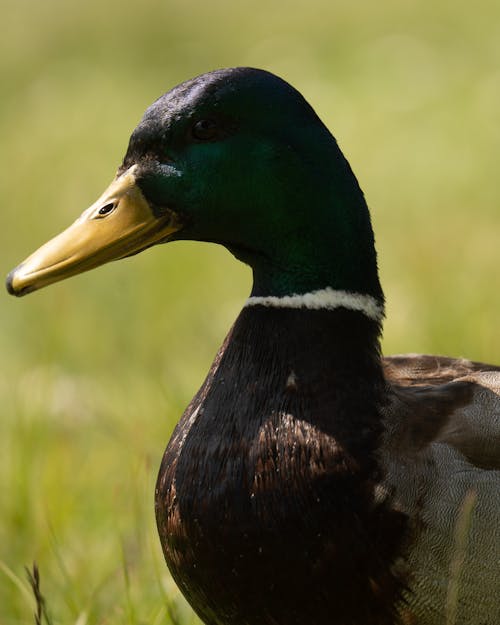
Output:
[192, 119, 218, 141]
[97, 203, 115, 216]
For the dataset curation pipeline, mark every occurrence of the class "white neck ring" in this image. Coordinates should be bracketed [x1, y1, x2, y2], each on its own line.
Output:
[245, 287, 384, 322]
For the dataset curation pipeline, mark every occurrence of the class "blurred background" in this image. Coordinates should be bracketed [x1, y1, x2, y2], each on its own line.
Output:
[1, 0, 499, 622]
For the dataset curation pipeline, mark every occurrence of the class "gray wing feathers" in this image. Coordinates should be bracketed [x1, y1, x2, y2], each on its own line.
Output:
[381, 355, 500, 624]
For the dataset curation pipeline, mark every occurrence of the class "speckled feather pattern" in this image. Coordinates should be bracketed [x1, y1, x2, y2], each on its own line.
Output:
[382, 355, 500, 624]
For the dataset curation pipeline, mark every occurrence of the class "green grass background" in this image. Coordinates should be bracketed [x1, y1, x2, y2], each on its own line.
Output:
[1, 0, 499, 622]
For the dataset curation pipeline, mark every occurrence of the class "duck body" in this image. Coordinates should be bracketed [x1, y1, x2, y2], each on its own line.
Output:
[7, 68, 500, 624]
[156, 305, 500, 625]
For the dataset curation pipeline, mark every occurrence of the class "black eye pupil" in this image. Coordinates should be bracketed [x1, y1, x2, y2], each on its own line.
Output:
[98, 203, 115, 215]
[193, 119, 218, 141]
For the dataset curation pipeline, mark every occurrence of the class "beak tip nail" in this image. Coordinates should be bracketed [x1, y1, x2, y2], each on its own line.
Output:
[6, 270, 17, 296]
[6, 266, 30, 297]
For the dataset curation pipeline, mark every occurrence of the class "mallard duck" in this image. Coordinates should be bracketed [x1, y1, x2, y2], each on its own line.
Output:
[7, 68, 500, 625]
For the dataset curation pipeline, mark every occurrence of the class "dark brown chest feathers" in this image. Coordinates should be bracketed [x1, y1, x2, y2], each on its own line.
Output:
[156, 308, 409, 625]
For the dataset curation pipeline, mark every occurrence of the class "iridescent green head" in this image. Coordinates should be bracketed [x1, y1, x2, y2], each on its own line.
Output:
[7, 68, 382, 302]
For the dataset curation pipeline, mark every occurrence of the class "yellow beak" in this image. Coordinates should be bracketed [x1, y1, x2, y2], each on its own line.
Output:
[7, 166, 181, 296]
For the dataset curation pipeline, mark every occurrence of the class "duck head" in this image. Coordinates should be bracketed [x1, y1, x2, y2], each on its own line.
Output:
[7, 67, 382, 300]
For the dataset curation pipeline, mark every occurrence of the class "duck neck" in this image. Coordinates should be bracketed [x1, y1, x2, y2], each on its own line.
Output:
[248, 249, 384, 301]
[234, 136, 384, 301]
